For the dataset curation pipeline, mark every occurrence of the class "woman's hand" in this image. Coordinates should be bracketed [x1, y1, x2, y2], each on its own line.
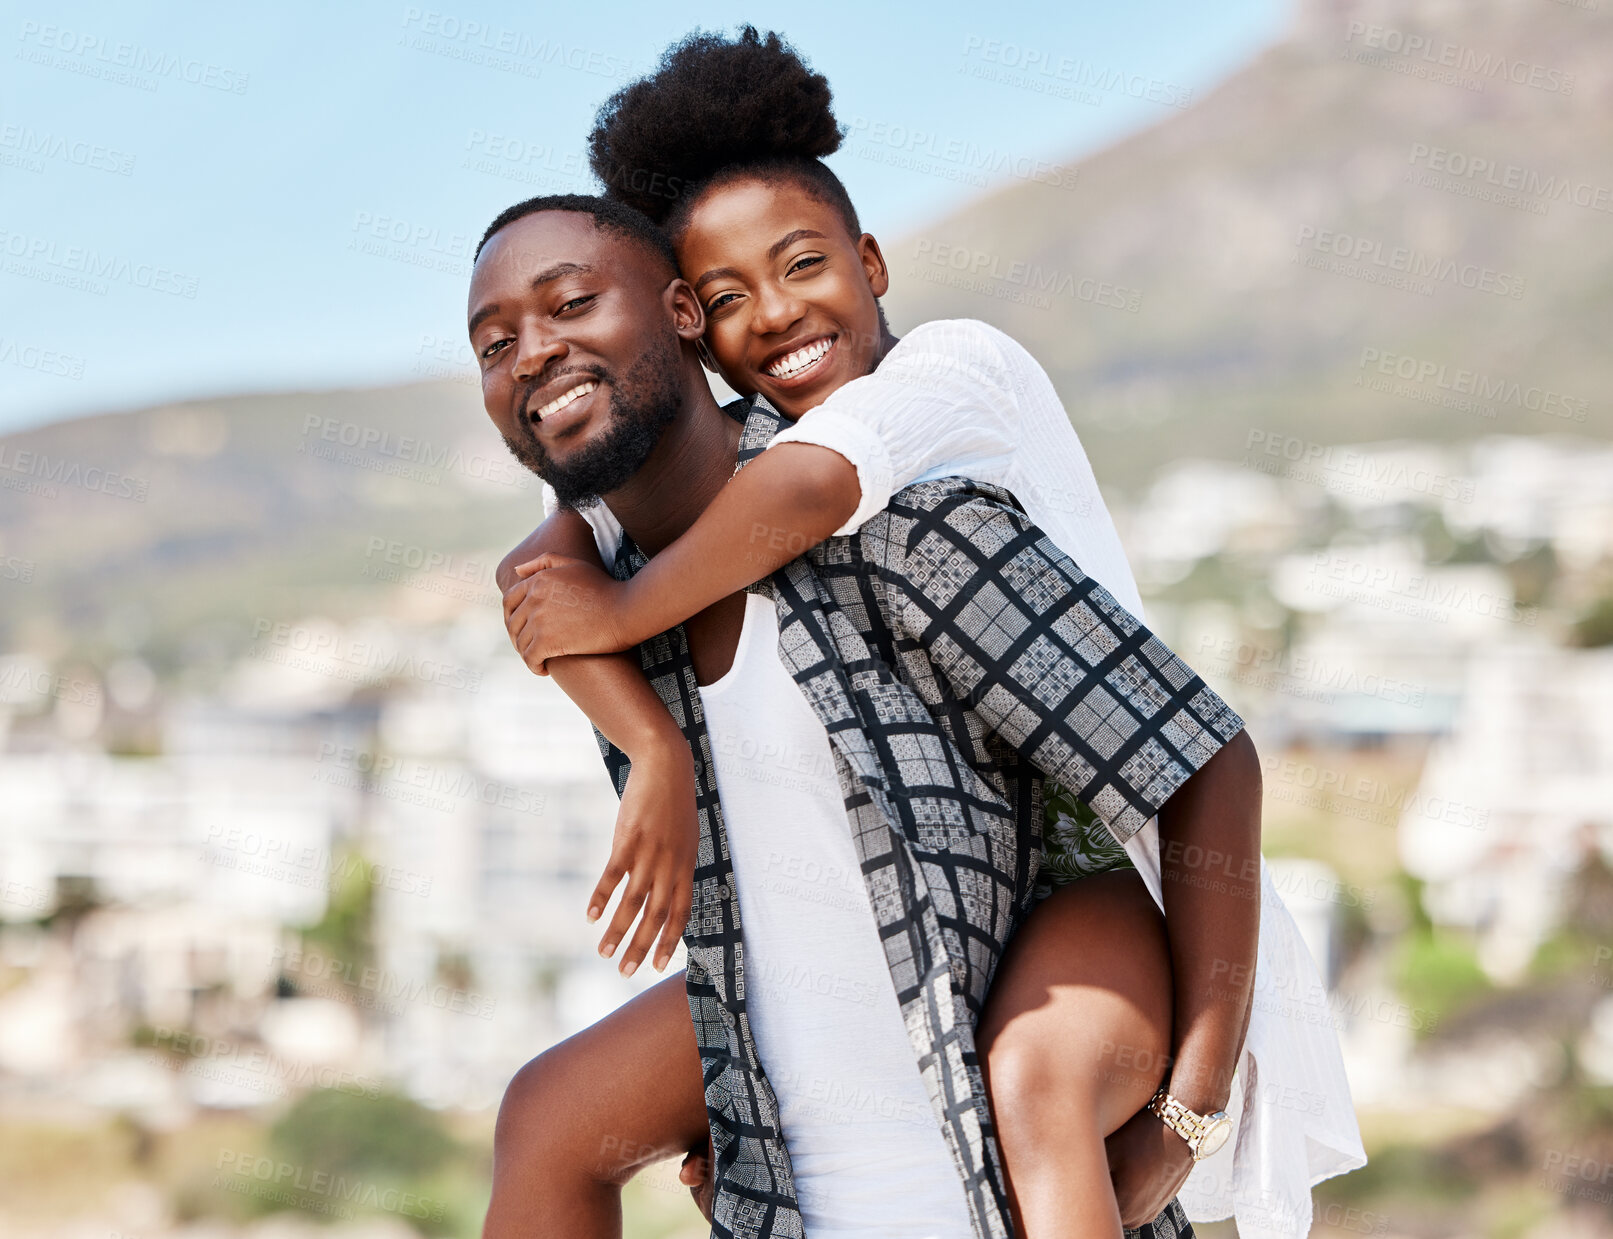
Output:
[502, 553, 636, 673]
[1106, 1106, 1196, 1228]
[590, 740, 699, 977]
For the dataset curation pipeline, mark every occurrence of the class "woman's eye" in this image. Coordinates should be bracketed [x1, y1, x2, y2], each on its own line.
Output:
[787, 255, 826, 276]
[481, 339, 511, 360]
[707, 291, 740, 312]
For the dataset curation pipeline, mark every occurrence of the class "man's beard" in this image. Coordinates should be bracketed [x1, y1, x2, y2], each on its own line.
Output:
[501, 331, 683, 508]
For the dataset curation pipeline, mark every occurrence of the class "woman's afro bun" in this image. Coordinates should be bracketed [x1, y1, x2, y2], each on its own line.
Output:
[588, 27, 854, 231]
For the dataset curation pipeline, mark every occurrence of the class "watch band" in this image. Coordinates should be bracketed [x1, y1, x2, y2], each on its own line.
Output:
[1147, 1085, 1230, 1160]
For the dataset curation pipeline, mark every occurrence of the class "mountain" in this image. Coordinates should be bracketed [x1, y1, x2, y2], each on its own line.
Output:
[880, 0, 1613, 483]
[0, 380, 536, 668]
[2, 0, 1609, 659]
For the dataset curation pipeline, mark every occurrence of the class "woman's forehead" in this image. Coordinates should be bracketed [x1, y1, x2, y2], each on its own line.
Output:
[678, 179, 845, 264]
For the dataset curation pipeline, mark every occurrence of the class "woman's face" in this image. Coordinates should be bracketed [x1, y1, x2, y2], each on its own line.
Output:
[675, 177, 890, 418]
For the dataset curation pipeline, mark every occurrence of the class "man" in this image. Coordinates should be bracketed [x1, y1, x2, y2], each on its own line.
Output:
[469, 195, 1261, 1239]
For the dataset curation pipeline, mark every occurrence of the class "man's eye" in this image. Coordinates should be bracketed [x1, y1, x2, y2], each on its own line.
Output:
[787, 255, 826, 276]
[558, 294, 595, 314]
[481, 339, 511, 360]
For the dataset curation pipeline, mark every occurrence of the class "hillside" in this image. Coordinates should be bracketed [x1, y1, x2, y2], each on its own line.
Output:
[0, 380, 534, 668]
[880, 0, 1613, 482]
[2, 0, 1609, 658]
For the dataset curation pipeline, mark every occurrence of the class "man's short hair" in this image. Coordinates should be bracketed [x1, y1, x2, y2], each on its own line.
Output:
[474, 193, 677, 276]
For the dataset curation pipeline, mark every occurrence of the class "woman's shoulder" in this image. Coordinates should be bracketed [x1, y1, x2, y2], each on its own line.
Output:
[896, 316, 1045, 371]
[892, 318, 1042, 381]
[895, 317, 1016, 354]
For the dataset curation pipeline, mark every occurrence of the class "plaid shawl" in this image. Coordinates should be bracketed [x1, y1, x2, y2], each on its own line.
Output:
[595, 395, 1243, 1239]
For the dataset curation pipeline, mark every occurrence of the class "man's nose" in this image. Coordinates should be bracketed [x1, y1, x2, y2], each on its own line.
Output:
[513, 327, 566, 383]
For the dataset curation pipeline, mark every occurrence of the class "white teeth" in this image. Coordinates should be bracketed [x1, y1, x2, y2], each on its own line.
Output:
[535, 380, 598, 420]
[766, 338, 831, 379]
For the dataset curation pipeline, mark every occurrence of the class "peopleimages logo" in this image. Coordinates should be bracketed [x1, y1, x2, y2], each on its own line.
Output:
[1294, 226, 1525, 299]
[16, 20, 250, 93]
[1342, 21, 1575, 95]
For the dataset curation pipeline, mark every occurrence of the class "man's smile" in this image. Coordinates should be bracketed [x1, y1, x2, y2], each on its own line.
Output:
[526, 377, 606, 438]
[533, 379, 599, 420]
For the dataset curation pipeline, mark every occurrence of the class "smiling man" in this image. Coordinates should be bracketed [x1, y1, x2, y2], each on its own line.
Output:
[469, 194, 1262, 1239]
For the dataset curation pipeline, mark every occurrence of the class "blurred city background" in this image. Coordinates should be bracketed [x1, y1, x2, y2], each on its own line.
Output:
[2, 1, 1611, 1236]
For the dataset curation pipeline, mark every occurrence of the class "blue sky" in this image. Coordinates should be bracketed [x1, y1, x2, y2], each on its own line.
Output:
[0, 0, 1284, 432]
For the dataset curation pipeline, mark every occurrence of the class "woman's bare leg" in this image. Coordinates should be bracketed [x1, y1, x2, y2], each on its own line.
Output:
[484, 971, 710, 1239]
[978, 870, 1174, 1239]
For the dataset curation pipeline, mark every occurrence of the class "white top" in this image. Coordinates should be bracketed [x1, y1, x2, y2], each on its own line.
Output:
[544, 319, 1366, 1237]
[769, 319, 1146, 619]
[698, 592, 976, 1239]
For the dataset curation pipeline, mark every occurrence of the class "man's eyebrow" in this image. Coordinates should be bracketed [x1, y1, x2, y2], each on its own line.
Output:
[530, 260, 592, 288]
[467, 262, 595, 336]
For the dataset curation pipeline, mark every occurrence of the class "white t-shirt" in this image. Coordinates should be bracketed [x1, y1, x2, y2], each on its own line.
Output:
[542, 319, 1365, 1237]
[547, 319, 1143, 621]
[769, 318, 1145, 619]
[698, 592, 976, 1239]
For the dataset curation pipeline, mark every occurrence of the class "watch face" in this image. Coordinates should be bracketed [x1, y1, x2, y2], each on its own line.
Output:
[1195, 1114, 1232, 1160]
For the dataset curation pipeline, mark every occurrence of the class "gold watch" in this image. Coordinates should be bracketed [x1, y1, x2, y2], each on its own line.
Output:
[1147, 1086, 1232, 1161]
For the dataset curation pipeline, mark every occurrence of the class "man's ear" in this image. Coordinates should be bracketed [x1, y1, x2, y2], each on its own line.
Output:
[666, 277, 706, 342]
[857, 233, 891, 299]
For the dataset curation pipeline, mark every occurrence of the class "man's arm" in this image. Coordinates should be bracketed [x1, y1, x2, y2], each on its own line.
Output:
[499, 509, 698, 976]
[891, 490, 1258, 1213]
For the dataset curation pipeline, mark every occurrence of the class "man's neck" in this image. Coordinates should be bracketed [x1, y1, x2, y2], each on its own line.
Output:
[602, 371, 743, 556]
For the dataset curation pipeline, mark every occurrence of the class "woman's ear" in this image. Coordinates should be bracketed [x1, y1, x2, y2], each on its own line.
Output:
[857, 233, 891, 299]
[666, 277, 706, 341]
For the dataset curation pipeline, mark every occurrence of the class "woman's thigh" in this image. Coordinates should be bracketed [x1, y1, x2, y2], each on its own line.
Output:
[488, 971, 710, 1224]
[978, 869, 1174, 1135]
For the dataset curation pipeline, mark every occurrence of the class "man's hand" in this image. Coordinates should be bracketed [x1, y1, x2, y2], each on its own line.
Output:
[589, 742, 699, 977]
[1106, 1106, 1195, 1229]
[502, 552, 635, 674]
[677, 1135, 715, 1222]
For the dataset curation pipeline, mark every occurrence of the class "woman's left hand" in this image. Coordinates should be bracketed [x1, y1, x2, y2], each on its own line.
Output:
[502, 552, 633, 673]
[1106, 1106, 1196, 1229]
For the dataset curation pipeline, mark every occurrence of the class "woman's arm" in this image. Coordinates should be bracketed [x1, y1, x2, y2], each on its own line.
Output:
[500, 509, 699, 976]
[508, 443, 861, 661]
[509, 322, 1027, 665]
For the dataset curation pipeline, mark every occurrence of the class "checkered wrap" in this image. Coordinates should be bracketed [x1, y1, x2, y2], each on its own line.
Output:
[594, 396, 1240, 1239]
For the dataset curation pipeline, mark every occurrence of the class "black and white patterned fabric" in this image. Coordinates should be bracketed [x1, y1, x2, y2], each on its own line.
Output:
[594, 395, 1241, 1239]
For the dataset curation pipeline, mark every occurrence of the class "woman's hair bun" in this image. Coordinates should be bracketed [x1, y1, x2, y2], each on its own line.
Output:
[588, 26, 843, 223]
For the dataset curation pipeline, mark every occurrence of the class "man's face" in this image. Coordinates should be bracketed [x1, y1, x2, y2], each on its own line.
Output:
[467, 210, 684, 506]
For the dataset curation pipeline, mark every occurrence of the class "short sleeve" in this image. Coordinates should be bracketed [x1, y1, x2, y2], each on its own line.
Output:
[765, 320, 1026, 537]
[892, 488, 1245, 844]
